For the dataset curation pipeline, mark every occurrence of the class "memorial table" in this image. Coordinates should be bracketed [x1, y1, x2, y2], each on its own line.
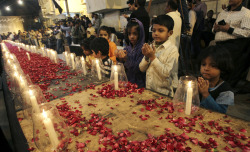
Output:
[17, 84, 250, 151]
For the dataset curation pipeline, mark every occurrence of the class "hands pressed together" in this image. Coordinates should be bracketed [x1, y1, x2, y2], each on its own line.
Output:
[198, 77, 210, 98]
[142, 43, 156, 62]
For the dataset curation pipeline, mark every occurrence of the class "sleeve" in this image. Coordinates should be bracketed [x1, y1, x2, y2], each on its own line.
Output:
[231, 11, 250, 38]
[200, 95, 228, 114]
[125, 50, 144, 73]
[150, 48, 179, 78]
[109, 42, 117, 62]
[189, 11, 196, 31]
[139, 56, 150, 72]
[61, 26, 70, 31]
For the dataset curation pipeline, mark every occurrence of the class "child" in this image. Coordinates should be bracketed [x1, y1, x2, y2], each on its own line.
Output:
[198, 45, 234, 114]
[80, 35, 96, 69]
[87, 22, 96, 38]
[139, 15, 179, 97]
[98, 26, 117, 63]
[90, 37, 113, 78]
[116, 19, 146, 88]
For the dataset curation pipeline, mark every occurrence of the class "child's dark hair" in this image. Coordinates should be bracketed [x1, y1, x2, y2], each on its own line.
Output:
[152, 15, 174, 31]
[98, 26, 111, 36]
[90, 37, 109, 56]
[198, 45, 234, 79]
[80, 35, 95, 54]
[125, 19, 140, 43]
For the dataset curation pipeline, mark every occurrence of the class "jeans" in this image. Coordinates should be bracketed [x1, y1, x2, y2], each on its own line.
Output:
[66, 37, 72, 46]
[56, 39, 64, 54]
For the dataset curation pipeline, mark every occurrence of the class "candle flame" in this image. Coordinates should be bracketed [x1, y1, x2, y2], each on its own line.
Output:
[188, 81, 192, 88]
[14, 72, 18, 77]
[42, 109, 48, 119]
[96, 59, 99, 64]
[81, 56, 84, 61]
[114, 65, 118, 71]
[29, 90, 33, 96]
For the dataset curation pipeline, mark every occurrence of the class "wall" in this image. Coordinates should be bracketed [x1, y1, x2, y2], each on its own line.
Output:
[101, 11, 121, 31]
[0, 16, 24, 34]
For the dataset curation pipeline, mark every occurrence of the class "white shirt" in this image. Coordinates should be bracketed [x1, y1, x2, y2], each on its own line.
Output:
[188, 10, 197, 35]
[139, 40, 179, 97]
[213, 6, 250, 42]
[167, 11, 182, 50]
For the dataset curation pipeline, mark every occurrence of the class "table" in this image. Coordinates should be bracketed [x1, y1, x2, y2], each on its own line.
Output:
[17, 83, 250, 151]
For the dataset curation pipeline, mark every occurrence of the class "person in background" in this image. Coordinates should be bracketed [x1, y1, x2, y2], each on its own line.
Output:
[80, 35, 96, 69]
[61, 21, 72, 46]
[201, 10, 216, 47]
[212, 0, 250, 87]
[166, 0, 182, 50]
[71, 21, 86, 44]
[90, 37, 113, 78]
[116, 19, 146, 88]
[84, 17, 91, 31]
[53, 26, 64, 54]
[139, 15, 179, 97]
[36, 30, 43, 48]
[87, 22, 96, 38]
[198, 45, 234, 114]
[123, 0, 137, 21]
[93, 14, 101, 33]
[187, 0, 197, 36]
[130, 0, 150, 43]
[98, 26, 117, 63]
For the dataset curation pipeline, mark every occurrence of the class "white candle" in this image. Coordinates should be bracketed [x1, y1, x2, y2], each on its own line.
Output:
[185, 81, 193, 115]
[19, 76, 26, 91]
[26, 52, 30, 60]
[96, 60, 102, 80]
[18, 46, 20, 52]
[114, 65, 119, 90]
[81, 56, 87, 75]
[42, 110, 59, 149]
[71, 54, 75, 70]
[29, 90, 40, 113]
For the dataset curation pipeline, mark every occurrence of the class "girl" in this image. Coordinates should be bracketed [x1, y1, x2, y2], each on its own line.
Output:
[198, 45, 234, 114]
[98, 26, 117, 63]
[80, 35, 96, 69]
[116, 19, 146, 88]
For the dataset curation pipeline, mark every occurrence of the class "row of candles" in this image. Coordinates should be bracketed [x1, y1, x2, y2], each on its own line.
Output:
[1, 41, 66, 150]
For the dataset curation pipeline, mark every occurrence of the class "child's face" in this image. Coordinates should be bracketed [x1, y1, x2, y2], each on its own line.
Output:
[152, 24, 172, 45]
[88, 23, 92, 27]
[99, 30, 109, 41]
[128, 26, 139, 47]
[200, 57, 221, 81]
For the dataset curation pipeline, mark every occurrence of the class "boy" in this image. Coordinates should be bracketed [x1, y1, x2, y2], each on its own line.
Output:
[98, 26, 117, 63]
[90, 37, 113, 78]
[139, 15, 179, 97]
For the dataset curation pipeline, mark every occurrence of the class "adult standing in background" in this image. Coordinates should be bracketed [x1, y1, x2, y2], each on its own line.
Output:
[212, 0, 250, 87]
[130, 0, 150, 43]
[187, 0, 196, 36]
[166, 0, 182, 50]
[93, 14, 101, 33]
[61, 21, 73, 46]
[123, 0, 137, 21]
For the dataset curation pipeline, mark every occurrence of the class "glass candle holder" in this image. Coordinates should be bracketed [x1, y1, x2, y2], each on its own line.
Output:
[63, 52, 70, 66]
[21, 85, 46, 119]
[91, 58, 103, 81]
[110, 63, 128, 90]
[80, 56, 87, 76]
[32, 103, 69, 152]
[69, 53, 76, 70]
[173, 76, 200, 115]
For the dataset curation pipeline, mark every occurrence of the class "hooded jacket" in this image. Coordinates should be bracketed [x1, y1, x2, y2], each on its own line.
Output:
[124, 19, 146, 88]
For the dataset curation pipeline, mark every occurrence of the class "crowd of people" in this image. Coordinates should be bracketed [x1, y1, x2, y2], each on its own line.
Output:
[1, 0, 249, 114]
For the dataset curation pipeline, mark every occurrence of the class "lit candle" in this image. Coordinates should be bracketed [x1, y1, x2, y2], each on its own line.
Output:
[81, 56, 87, 75]
[114, 65, 118, 90]
[63, 52, 69, 66]
[29, 90, 40, 113]
[42, 110, 59, 149]
[71, 54, 75, 70]
[26, 52, 30, 60]
[19, 76, 26, 91]
[185, 81, 193, 115]
[96, 59, 101, 80]
[18, 46, 21, 52]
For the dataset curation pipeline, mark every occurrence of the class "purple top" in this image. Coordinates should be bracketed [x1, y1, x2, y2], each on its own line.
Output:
[124, 19, 146, 88]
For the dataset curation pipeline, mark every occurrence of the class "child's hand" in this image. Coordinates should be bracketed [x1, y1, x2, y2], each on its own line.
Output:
[142, 43, 156, 61]
[118, 50, 127, 60]
[198, 77, 210, 98]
